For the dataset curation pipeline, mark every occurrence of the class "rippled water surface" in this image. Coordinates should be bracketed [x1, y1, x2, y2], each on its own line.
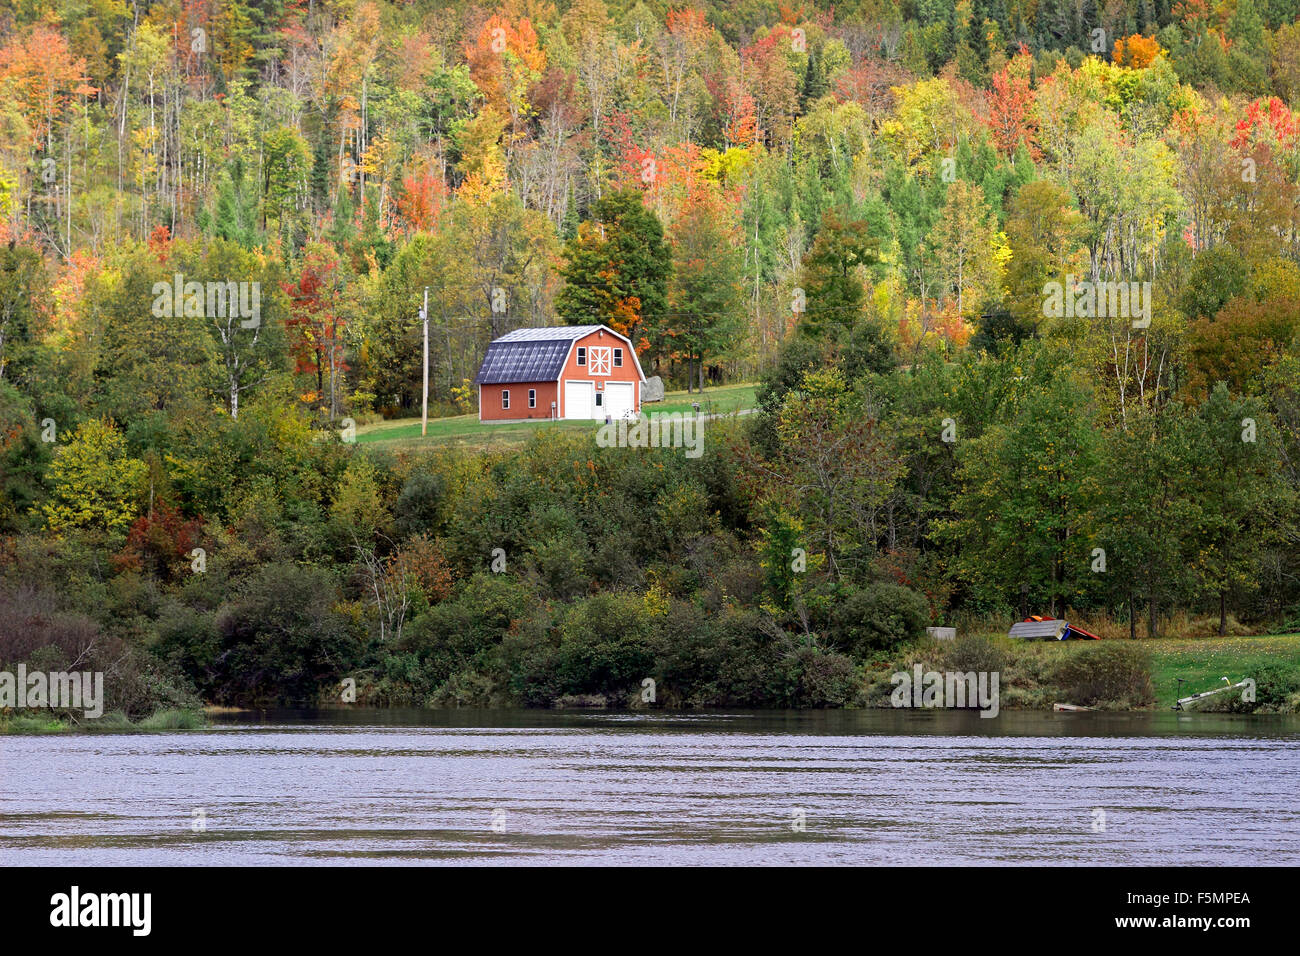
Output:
[3, 710, 1298, 865]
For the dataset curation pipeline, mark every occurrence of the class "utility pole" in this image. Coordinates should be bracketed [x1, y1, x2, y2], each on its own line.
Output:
[420, 287, 429, 437]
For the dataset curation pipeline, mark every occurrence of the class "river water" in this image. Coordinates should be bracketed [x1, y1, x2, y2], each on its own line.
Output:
[2, 710, 1298, 865]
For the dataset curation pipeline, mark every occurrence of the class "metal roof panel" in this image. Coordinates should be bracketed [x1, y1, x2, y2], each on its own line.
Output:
[473, 339, 572, 384]
[495, 325, 603, 342]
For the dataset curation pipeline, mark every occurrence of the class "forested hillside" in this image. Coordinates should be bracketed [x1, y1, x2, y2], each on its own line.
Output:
[1, 0, 1299, 712]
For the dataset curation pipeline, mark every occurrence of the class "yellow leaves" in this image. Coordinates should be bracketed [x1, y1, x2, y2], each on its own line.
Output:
[700, 146, 754, 185]
[455, 106, 508, 194]
[42, 419, 147, 536]
[883, 77, 974, 168]
[991, 229, 1012, 275]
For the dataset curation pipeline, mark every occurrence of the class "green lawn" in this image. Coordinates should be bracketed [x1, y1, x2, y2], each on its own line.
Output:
[959, 631, 1300, 711]
[355, 382, 757, 451]
[1142, 634, 1300, 710]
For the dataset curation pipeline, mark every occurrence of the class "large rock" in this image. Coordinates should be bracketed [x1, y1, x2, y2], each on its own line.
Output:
[926, 626, 957, 641]
[641, 375, 665, 403]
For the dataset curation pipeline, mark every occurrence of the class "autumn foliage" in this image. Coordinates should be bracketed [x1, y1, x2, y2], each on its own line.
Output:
[1112, 34, 1164, 69]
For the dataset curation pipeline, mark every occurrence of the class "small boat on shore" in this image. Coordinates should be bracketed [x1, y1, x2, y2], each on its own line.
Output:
[1009, 616, 1102, 641]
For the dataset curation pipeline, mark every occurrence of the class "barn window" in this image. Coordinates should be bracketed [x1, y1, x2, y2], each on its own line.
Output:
[614, 348, 623, 367]
[595, 392, 603, 407]
[501, 390, 510, 410]
[577, 346, 586, 366]
[528, 389, 536, 408]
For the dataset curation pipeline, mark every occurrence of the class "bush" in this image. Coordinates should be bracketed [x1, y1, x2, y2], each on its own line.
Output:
[1047, 643, 1155, 708]
[500, 593, 655, 706]
[827, 582, 929, 657]
[1248, 662, 1300, 712]
[394, 469, 447, 538]
[210, 563, 360, 706]
[1201, 661, 1300, 714]
[941, 634, 1008, 674]
[396, 571, 537, 694]
[790, 645, 858, 707]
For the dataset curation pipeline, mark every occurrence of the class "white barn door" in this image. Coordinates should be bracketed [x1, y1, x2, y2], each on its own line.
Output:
[564, 380, 595, 419]
[604, 382, 635, 420]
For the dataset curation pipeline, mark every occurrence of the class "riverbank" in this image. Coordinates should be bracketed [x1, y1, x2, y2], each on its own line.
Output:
[3, 636, 1296, 732]
[863, 633, 1300, 714]
[0, 708, 207, 735]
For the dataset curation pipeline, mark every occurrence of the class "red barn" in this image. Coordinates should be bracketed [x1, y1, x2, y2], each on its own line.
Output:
[474, 325, 645, 422]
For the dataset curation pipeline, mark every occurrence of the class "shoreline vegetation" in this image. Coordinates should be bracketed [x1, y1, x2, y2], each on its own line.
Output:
[0, 708, 207, 735]
[5, 633, 1296, 733]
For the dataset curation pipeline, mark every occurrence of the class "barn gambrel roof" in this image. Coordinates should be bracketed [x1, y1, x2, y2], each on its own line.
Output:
[474, 338, 573, 384]
[473, 324, 644, 385]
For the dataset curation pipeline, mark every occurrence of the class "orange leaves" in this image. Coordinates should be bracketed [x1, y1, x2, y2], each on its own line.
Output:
[666, 7, 709, 38]
[1111, 34, 1163, 69]
[391, 534, 454, 604]
[776, 3, 806, 26]
[49, 249, 97, 342]
[935, 301, 975, 349]
[608, 297, 641, 340]
[393, 31, 440, 93]
[465, 15, 546, 119]
[722, 80, 758, 149]
[1185, 294, 1300, 398]
[397, 168, 449, 233]
[739, 25, 800, 148]
[147, 225, 172, 261]
[0, 24, 91, 147]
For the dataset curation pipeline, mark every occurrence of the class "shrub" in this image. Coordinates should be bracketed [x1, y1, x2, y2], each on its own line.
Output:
[941, 634, 1008, 674]
[1047, 642, 1155, 707]
[394, 469, 447, 538]
[210, 563, 360, 706]
[827, 582, 928, 657]
[790, 645, 858, 707]
[551, 593, 656, 701]
[1201, 661, 1300, 714]
[1248, 662, 1300, 712]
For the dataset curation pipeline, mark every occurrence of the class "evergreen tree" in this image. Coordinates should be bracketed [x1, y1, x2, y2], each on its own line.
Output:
[556, 189, 670, 346]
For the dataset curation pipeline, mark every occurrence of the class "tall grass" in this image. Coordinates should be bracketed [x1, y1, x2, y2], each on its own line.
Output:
[952, 608, 1260, 641]
[0, 707, 207, 734]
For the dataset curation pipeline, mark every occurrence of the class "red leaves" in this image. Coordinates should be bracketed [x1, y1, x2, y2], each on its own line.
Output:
[281, 249, 348, 385]
[984, 54, 1038, 160]
[147, 225, 172, 261]
[397, 169, 449, 233]
[1231, 97, 1300, 151]
[114, 501, 202, 580]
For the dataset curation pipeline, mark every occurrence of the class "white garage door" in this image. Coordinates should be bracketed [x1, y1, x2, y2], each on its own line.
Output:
[564, 380, 595, 419]
[604, 382, 635, 420]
